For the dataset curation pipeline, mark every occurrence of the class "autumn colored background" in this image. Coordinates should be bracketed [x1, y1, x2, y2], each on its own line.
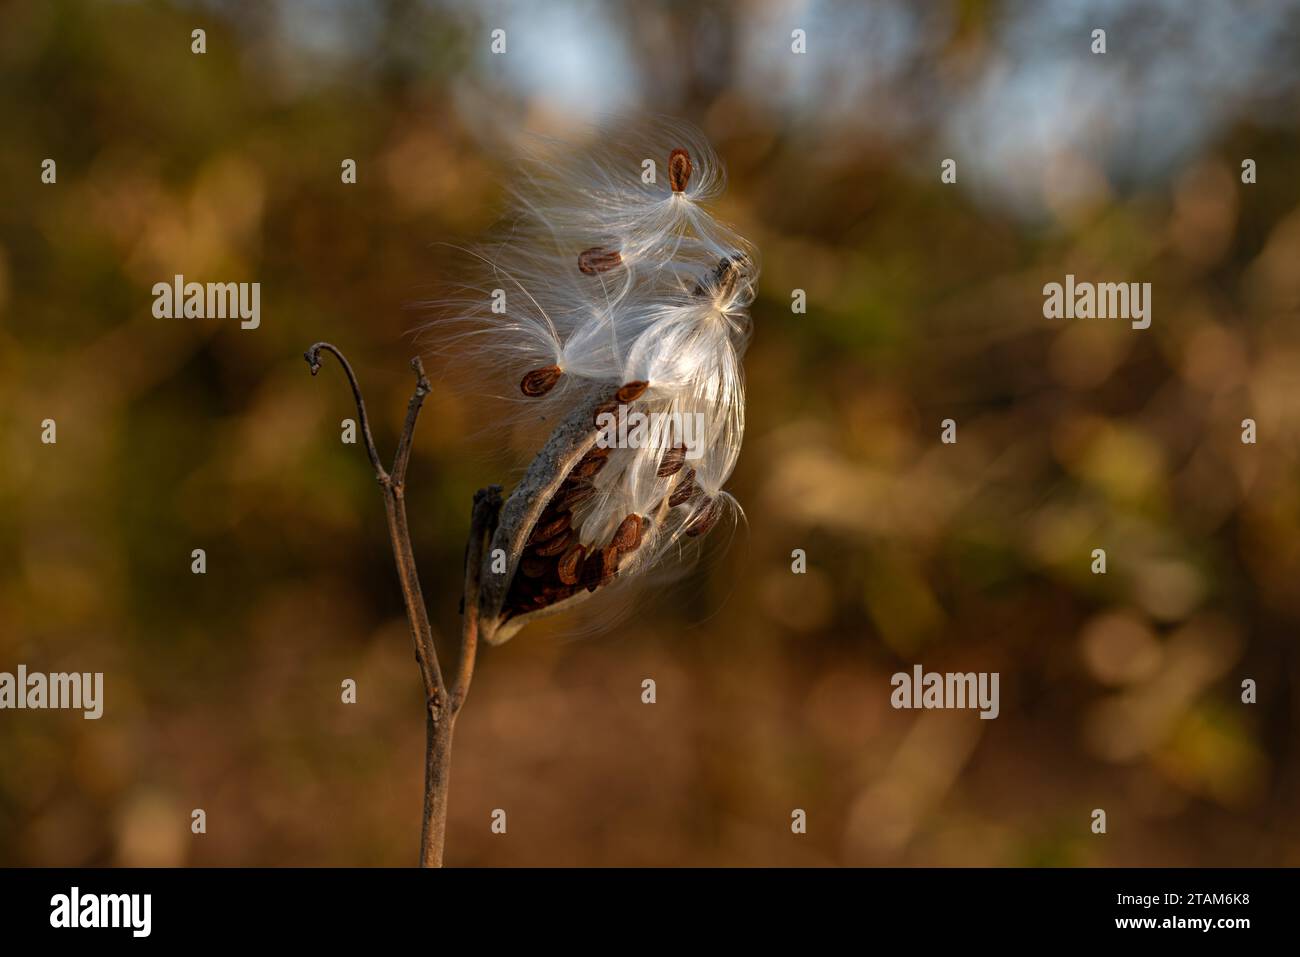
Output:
[2, 0, 1299, 866]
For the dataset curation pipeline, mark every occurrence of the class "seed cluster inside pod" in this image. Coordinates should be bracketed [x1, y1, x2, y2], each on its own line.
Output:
[498, 371, 716, 625]
[500, 408, 639, 621]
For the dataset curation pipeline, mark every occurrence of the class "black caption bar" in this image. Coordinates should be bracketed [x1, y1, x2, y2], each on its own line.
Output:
[0, 867, 1281, 944]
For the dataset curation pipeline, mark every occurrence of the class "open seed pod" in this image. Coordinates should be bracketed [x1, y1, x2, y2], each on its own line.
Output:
[477, 386, 610, 645]
[447, 122, 754, 645]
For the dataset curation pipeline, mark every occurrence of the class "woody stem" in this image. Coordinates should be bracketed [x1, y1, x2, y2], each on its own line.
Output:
[304, 342, 499, 867]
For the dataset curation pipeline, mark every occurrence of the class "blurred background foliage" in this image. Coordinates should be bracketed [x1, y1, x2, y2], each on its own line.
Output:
[2, 0, 1299, 865]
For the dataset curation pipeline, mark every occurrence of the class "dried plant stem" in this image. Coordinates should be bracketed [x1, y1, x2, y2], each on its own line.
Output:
[305, 341, 501, 868]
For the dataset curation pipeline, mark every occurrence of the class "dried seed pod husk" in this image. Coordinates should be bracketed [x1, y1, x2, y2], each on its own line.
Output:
[669, 469, 698, 507]
[611, 514, 643, 553]
[684, 496, 722, 537]
[533, 527, 575, 557]
[616, 381, 649, 404]
[578, 247, 622, 275]
[520, 365, 562, 397]
[557, 542, 586, 585]
[657, 445, 686, 478]
[668, 148, 692, 193]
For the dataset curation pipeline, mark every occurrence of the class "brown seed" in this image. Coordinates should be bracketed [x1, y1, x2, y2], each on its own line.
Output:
[668, 469, 698, 507]
[520, 365, 562, 397]
[570, 454, 608, 479]
[578, 247, 622, 275]
[593, 398, 619, 427]
[520, 555, 550, 578]
[684, 496, 721, 537]
[571, 445, 610, 476]
[512, 596, 542, 615]
[715, 266, 739, 301]
[657, 445, 686, 477]
[528, 510, 570, 544]
[597, 545, 620, 589]
[533, 527, 575, 557]
[515, 575, 545, 596]
[580, 545, 619, 591]
[579, 549, 603, 589]
[668, 148, 692, 193]
[509, 577, 541, 600]
[616, 381, 649, 403]
[693, 254, 750, 299]
[557, 543, 586, 585]
[539, 583, 577, 606]
[507, 584, 542, 612]
[552, 480, 595, 512]
[611, 514, 643, 553]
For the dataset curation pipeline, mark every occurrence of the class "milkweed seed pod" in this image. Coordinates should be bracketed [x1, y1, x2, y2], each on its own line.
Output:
[434, 119, 755, 645]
